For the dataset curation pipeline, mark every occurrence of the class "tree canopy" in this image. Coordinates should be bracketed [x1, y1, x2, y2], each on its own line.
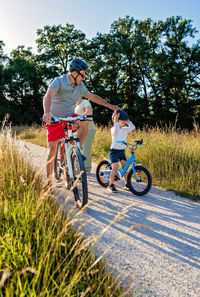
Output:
[0, 16, 199, 128]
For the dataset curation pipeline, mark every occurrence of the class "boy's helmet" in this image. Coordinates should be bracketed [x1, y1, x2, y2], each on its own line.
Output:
[116, 109, 129, 121]
[69, 58, 90, 75]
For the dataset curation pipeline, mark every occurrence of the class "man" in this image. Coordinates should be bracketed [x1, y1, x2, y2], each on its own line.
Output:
[43, 58, 119, 184]
[2, 113, 12, 135]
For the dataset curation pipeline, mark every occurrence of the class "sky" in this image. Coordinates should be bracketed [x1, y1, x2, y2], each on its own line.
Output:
[0, 0, 200, 56]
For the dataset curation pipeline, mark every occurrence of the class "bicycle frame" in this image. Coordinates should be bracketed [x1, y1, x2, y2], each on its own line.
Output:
[118, 152, 142, 178]
[118, 154, 135, 178]
[104, 151, 142, 182]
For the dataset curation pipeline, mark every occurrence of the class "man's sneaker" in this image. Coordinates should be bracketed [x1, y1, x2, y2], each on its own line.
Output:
[107, 184, 117, 193]
[123, 184, 130, 191]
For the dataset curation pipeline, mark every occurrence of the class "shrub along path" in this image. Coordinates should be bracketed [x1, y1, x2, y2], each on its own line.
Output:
[15, 139, 200, 297]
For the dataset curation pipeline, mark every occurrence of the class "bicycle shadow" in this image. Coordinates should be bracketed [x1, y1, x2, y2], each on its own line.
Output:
[84, 173, 200, 270]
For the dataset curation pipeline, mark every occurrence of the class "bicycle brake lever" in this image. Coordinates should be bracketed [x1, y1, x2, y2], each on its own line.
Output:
[50, 116, 60, 124]
[79, 115, 86, 121]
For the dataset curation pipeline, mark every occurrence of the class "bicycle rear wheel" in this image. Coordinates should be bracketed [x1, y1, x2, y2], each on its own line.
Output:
[71, 147, 88, 208]
[127, 165, 152, 196]
[96, 160, 112, 187]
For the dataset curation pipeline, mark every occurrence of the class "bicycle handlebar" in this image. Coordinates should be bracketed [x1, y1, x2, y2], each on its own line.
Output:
[116, 139, 143, 150]
[50, 114, 95, 124]
[126, 139, 143, 150]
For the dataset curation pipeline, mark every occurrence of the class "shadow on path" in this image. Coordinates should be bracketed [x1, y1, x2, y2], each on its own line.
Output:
[85, 173, 200, 270]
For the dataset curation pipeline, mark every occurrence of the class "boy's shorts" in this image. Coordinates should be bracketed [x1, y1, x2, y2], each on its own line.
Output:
[46, 113, 79, 142]
[110, 149, 127, 163]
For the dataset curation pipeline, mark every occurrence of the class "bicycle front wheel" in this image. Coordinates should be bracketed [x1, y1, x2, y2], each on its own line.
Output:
[71, 147, 88, 208]
[127, 165, 152, 196]
[54, 141, 71, 188]
[54, 141, 63, 180]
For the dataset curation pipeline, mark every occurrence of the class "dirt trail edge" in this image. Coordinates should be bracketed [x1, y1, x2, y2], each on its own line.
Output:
[15, 140, 200, 297]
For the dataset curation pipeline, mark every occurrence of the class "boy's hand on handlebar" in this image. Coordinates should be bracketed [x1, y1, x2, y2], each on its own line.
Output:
[43, 112, 52, 124]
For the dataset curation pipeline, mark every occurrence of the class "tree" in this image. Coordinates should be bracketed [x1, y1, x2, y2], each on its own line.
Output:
[36, 24, 86, 74]
[151, 16, 200, 127]
[80, 33, 124, 125]
[4, 46, 47, 124]
[0, 41, 9, 120]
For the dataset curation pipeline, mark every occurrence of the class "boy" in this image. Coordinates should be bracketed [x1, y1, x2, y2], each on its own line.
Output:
[108, 110, 135, 193]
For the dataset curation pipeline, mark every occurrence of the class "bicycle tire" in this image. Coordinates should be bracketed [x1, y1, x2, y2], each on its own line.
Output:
[54, 141, 71, 189]
[71, 147, 88, 208]
[127, 165, 152, 196]
[96, 160, 112, 187]
[54, 141, 63, 180]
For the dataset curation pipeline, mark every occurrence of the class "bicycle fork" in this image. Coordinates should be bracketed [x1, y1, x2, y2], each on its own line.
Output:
[132, 161, 143, 182]
[65, 140, 74, 180]
[64, 138, 82, 181]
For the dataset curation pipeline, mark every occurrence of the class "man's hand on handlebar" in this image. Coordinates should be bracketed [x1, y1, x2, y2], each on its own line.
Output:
[43, 112, 52, 124]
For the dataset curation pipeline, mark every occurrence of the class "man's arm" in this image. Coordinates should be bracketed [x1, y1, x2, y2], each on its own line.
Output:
[85, 92, 119, 111]
[43, 87, 57, 123]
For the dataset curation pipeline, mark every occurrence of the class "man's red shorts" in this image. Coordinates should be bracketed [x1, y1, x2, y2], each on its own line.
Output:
[46, 114, 79, 142]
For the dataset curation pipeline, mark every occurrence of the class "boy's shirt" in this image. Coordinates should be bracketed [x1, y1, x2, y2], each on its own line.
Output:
[111, 121, 135, 150]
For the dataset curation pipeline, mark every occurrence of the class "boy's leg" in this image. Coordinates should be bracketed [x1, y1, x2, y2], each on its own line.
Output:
[120, 159, 130, 190]
[110, 162, 118, 185]
[120, 159, 128, 184]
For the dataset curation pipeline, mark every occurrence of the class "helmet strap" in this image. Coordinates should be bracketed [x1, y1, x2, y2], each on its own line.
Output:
[70, 73, 78, 86]
[71, 72, 82, 86]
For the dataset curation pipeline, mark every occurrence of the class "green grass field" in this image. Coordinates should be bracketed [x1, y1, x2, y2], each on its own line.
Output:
[14, 124, 200, 201]
[0, 136, 134, 296]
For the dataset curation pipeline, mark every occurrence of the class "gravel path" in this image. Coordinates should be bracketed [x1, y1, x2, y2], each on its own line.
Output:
[15, 139, 200, 297]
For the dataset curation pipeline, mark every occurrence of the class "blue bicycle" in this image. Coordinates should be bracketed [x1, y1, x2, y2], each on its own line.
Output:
[96, 139, 152, 196]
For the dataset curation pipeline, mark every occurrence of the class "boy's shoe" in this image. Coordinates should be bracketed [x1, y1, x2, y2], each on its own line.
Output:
[107, 184, 117, 193]
[123, 184, 130, 191]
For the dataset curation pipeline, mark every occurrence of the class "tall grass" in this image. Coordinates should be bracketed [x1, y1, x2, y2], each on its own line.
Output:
[0, 136, 134, 296]
[14, 124, 47, 147]
[15, 124, 200, 200]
